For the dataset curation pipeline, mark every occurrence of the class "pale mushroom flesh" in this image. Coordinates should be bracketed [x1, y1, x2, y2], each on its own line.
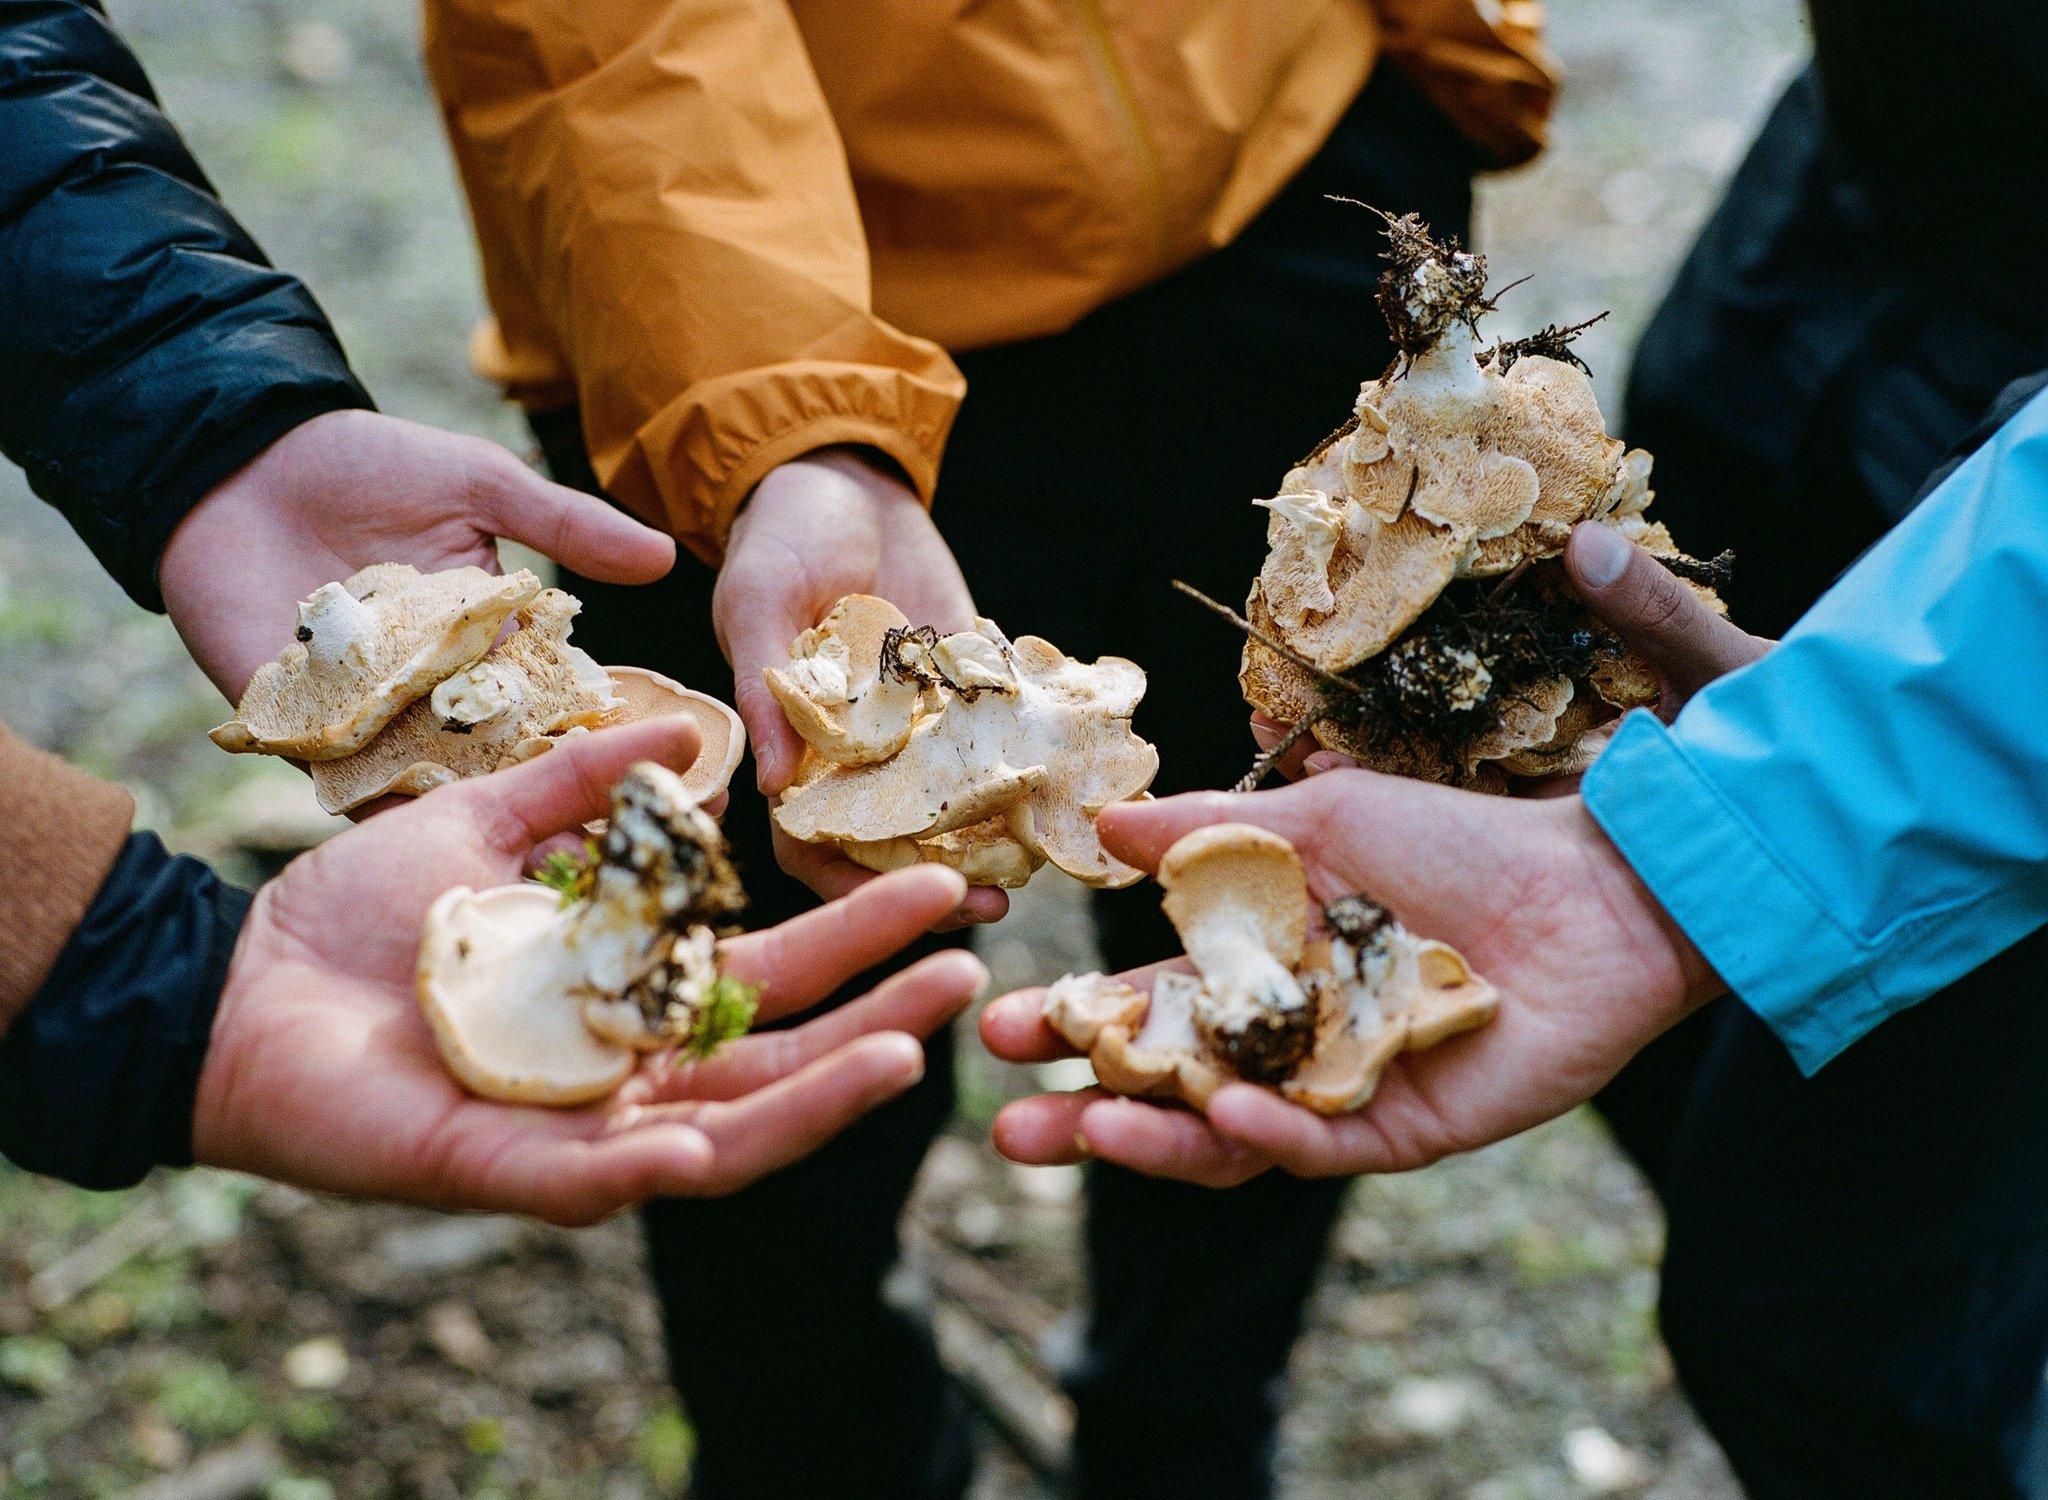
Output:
[416, 762, 757, 1105]
[1041, 824, 1497, 1116]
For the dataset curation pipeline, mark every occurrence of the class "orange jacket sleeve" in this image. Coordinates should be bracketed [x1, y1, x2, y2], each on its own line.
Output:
[1377, 0, 1556, 167]
[422, 0, 967, 563]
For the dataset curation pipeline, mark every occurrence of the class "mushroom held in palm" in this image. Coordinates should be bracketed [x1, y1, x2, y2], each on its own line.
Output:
[416, 762, 758, 1105]
[1042, 824, 1498, 1115]
[768, 596, 1159, 889]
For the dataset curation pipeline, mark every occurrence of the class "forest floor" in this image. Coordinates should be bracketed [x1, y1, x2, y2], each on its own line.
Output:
[0, 2, 1805, 1494]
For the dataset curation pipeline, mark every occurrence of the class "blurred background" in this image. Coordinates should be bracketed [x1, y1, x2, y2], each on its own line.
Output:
[0, 2, 1805, 1494]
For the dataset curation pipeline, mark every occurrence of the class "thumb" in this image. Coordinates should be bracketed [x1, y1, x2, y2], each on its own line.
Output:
[472, 449, 677, 585]
[460, 717, 703, 853]
[713, 571, 809, 796]
[1096, 783, 1330, 876]
[1565, 524, 1769, 700]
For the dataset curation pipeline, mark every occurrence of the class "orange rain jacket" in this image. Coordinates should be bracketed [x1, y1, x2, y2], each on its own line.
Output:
[423, 1, 1555, 564]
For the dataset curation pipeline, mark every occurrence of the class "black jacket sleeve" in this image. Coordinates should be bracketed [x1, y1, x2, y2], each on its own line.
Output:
[0, 0, 372, 611]
[0, 833, 250, 1190]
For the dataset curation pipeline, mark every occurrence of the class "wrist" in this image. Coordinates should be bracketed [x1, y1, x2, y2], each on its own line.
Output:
[1559, 796, 1724, 1034]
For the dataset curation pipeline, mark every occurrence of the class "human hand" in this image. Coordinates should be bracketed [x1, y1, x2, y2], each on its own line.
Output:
[980, 773, 1721, 1186]
[194, 717, 986, 1226]
[159, 409, 677, 703]
[713, 446, 1005, 922]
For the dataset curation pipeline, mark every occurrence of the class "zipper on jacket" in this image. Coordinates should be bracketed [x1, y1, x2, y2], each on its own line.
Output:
[1059, 0, 1173, 276]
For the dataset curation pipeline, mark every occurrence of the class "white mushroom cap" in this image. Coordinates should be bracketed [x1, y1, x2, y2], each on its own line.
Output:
[763, 594, 921, 765]
[213, 564, 542, 760]
[416, 884, 634, 1106]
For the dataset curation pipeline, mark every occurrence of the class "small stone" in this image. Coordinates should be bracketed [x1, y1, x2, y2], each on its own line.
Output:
[1381, 1375, 1485, 1441]
[284, 1336, 350, 1391]
[423, 1301, 494, 1372]
[1563, 1426, 1651, 1493]
[375, 1216, 521, 1278]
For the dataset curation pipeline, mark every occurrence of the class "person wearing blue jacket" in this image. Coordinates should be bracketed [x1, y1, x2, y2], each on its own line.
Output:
[989, 370, 2048, 1498]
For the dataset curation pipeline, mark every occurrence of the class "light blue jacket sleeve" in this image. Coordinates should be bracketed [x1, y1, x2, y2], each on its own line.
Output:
[1581, 385, 2048, 1074]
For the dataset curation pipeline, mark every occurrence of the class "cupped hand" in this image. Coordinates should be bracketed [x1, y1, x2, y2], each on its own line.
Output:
[981, 773, 1721, 1187]
[713, 446, 1005, 923]
[194, 717, 985, 1226]
[159, 408, 677, 703]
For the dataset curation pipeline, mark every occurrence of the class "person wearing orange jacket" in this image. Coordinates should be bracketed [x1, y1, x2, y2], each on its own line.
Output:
[421, 5, 1555, 1495]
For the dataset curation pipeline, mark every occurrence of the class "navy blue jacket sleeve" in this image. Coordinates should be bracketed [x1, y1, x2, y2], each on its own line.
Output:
[0, 833, 250, 1189]
[0, 0, 372, 611]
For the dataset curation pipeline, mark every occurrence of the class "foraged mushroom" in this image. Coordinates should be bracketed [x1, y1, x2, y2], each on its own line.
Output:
[213, 564, 541, 759]
[416, 762, 758, 1105]
[1041, 825, 1497, 1115]
[770, 599, 1159, 888]
[215, 565, 746, 813]
[1228, 212, 1730, 791]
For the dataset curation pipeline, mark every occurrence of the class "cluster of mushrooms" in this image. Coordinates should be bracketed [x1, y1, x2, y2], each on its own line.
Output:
[766, 595, 1160, 889]
[211, 563, 742, 813]
[1043, 824, 1497, 1114]
[1232, 212, 1728, 789]
[417, 762, 758, 1104]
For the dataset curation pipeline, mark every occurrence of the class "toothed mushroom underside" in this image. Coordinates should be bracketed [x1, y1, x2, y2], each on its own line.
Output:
[1240, 215, 1724, 789]
[416, 762, 754, 1105]
[211, 563, 744, 813]
[1043, 824, 1498, 1115]
[767, 595, 1160, 889]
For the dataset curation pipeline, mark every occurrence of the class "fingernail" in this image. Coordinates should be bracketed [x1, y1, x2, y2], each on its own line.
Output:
[1572, 523, 1629, 588]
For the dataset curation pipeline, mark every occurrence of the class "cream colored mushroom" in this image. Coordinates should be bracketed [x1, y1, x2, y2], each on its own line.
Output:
[600, 666, 747, 806]
[213, 564, 541, 760]
[1039, 828, 1499, 1116]
[763, 594, 923, 765]
[773, 611, 1158, 888]
[415, 762, 754, 1105]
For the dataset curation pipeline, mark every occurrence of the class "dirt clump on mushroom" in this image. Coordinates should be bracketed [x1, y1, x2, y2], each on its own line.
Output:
[1041, 824, 1497, 1115]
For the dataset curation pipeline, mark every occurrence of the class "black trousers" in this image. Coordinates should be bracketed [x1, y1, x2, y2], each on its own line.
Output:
[1602, 70, 2048, 1500]
[539, 67, 1481, 1500]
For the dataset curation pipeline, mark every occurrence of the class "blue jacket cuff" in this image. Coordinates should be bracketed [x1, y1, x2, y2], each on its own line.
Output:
[1581, 711, 1894, 1075]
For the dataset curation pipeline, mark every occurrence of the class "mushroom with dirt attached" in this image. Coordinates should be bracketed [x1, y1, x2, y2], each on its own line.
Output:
[415, 762, 759, 1106]
[1041, 823, 1498, 1115]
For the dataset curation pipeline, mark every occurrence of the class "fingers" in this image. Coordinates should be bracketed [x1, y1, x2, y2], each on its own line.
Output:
[979, 961, 1189, 1064]
[990, 1093, 1269, 1187]
[768, 831, 1011, 928]
[1303, 752, 1363, 777]
[456, 1119, 717, 1228]
[472, 449, 676, 585]
[1250, 714, 1320, 782]
[462, 718, 702, 852]
[640, 949, 987, 1103]
[1095, 783, 1324, 875]
[1205, 1083, 1403, 1178]
[633, 1033, 927, 1194]
[1565, 524, 1770, 700]
[715, 574, 811, 796]
[721, 866, 972, 1018]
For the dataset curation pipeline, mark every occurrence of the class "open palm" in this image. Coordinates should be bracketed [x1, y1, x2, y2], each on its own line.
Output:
[192, 718, 984, 1225]
[980, 773, 1716, 1187]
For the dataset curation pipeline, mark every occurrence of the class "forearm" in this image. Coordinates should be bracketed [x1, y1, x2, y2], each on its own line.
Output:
[0, 833, 250, 1189]
[1584, 379, 2048, 1071]
[423, 0, 961, 559]
[0, 0, 370, 610]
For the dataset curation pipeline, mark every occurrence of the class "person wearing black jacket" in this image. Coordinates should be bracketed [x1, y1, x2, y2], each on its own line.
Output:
[1592, 4, 2048, 1496]
[0, 0, 991, 1213]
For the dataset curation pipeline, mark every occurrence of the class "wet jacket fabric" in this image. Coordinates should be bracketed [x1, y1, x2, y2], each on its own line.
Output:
[1585, 375, 2048, 1076]
[423, 0, 1555, 563]
[0, 0, 371, 610]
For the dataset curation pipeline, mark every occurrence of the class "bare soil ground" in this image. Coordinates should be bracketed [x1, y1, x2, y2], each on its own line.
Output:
[1, 2, 1805, 1494]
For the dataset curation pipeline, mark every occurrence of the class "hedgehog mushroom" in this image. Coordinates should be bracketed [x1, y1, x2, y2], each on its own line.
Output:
[212, 564, 542, 759]
[415, 762, 755, 1106]
[772, 613, 1158, 888]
